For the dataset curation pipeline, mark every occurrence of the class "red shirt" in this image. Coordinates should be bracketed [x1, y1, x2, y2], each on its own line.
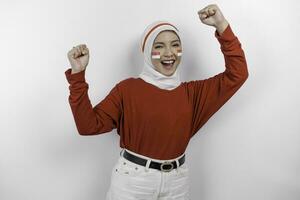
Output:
[65, 25, 248, 160]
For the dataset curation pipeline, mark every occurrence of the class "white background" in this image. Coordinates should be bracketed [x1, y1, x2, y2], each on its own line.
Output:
[1, 0, 299, 199]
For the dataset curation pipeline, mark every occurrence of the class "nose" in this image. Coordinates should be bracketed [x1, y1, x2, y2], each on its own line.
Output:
[163, 46, 175, 58]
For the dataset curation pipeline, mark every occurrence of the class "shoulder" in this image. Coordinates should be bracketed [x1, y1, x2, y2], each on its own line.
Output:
[117, 77, 139, 86]
[115, 77, 140, 91]
[181, 79, 204, 88]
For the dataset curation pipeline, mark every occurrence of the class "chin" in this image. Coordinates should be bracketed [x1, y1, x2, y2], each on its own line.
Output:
[162, 69, 176, 76]
[154, 64, 177, 76]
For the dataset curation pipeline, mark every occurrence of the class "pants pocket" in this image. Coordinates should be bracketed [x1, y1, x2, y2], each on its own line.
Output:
[113, 157, 144, 177]
[171, 163, 190, 199]
[177, 163, 189, 176]
[110, 157, 158, 198]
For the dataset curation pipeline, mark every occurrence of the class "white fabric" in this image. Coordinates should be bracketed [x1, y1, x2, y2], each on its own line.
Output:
[138, 20, 183, 90]
[105, 148, 190, 199]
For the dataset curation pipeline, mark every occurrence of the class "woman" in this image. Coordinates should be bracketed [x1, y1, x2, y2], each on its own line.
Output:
[65, 4, 248, 200]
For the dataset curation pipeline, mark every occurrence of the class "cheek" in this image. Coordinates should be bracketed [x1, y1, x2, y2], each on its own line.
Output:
[151, 51, 161, 60]
[152, 59, 161, 68]
[177, 49, 182, 57]
[151, 57, 161, 68]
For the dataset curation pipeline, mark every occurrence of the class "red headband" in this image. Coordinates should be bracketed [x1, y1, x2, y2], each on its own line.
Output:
[141, 22, 178, 53]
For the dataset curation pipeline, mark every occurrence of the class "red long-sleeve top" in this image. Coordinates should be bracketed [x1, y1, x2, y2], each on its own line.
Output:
[65, 24, 248, 160]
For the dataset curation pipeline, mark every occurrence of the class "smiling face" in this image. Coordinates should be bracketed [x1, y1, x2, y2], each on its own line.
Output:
[151, 30, 182, 76]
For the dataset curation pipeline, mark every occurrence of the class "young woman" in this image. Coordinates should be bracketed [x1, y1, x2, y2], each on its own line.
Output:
[65, 4, 248, 200]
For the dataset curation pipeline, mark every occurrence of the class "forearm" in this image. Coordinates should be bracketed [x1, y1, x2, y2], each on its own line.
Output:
[215, 20, 229, 36]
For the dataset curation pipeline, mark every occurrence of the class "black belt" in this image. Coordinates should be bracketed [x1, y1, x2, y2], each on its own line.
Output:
[121, 149, 185, 172]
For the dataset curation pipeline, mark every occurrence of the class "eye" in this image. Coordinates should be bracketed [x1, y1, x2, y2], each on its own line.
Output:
[154, 45, 162, 49]
[173, 43, 180, 47]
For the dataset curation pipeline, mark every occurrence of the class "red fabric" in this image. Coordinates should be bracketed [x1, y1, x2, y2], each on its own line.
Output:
[65, 24, 248, 160]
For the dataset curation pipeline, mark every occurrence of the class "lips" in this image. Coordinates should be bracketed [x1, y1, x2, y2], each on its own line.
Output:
[161, 60, 175, 69]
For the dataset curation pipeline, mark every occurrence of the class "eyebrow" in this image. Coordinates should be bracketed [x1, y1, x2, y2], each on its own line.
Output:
[154, 39, 180, 45]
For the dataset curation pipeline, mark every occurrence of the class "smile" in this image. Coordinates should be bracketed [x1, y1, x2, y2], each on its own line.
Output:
[161, 60, 175, 69]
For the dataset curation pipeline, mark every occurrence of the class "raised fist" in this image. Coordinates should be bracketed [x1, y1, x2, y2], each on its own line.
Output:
[67, 44, 90, 74]
[197, 4, 227, 27]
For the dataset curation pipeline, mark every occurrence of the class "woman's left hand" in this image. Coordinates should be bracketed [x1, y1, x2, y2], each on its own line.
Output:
[197, 4, 228, 28]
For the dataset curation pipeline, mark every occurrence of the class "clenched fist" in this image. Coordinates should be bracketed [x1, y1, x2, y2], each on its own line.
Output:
[197, 4, 228, 28]
[67, 44, 90, 74]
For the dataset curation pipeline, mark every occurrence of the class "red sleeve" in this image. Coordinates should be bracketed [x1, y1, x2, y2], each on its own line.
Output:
[65, 68, 123, 135]
[187, 24, 249, 138]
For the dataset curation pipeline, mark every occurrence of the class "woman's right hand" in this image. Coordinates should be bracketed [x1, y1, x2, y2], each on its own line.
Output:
[67, 44, 90, 74]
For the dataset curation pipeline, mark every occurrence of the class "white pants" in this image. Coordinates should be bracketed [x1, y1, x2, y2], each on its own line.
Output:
[105, 148, 190, 200]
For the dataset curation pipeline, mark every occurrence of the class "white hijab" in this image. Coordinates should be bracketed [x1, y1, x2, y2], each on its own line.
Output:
[138, 20, 183, 90]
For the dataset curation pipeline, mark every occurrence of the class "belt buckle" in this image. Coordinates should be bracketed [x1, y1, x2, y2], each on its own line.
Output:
[160, 161, 174, 172]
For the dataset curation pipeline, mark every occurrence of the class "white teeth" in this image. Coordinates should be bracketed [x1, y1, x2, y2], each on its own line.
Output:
[162, 60, 175, 64]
